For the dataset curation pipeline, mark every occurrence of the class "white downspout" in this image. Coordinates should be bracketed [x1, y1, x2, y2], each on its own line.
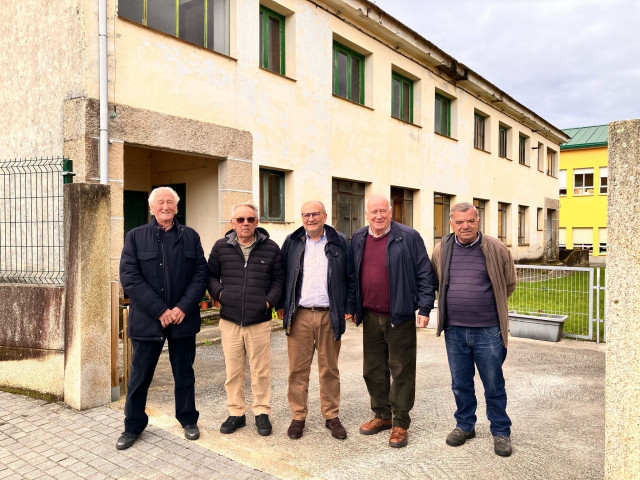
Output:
[98, 0, 108, 185]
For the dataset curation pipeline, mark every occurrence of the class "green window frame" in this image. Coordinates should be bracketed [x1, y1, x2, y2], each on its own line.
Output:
[474, 113, 485, 150]
[118, 0, 229, 55]
[259, 169, 285, 222]
[391, 72, 413, 123]
[434, 93, 450, 136]
[259, 5, 285, 75]
[332, 42, 364, 105]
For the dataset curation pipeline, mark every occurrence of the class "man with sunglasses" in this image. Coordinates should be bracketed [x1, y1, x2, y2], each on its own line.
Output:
[207, 203, 284, 437]
[278, 201, 356, 440]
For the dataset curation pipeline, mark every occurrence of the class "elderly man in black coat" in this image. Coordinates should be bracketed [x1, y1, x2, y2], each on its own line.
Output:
[117, 186, 207, 450]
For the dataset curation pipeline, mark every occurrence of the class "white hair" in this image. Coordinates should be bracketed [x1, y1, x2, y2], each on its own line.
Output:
[148, 186, 180, 213]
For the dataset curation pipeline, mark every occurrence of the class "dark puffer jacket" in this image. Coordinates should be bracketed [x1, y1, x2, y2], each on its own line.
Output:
[120, 220, 208, 341]
[207, 227, 285, 326]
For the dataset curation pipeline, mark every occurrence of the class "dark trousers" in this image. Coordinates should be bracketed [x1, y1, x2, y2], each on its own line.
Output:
[444, 325, 511, 436]
[124, 334, 199, 434]
[362, 310, 416, 429]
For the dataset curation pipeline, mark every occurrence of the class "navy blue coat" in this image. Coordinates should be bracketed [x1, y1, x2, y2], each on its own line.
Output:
[351, 221, 436, 326]
[120, 220, 207, 341]
[280, 225, 356, 341]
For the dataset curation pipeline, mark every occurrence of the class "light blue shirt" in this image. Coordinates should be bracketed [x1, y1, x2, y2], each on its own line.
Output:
[298, 229, 330, 307]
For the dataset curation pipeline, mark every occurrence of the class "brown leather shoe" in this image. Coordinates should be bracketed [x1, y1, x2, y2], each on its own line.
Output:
[389, 427, 408, 448]
[325, 417, 347, 440]
[287, 419, 305, 439]
[359, 418, 392, 435]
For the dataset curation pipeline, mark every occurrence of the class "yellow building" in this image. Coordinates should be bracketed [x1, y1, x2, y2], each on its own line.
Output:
[559, 125, 608, 257]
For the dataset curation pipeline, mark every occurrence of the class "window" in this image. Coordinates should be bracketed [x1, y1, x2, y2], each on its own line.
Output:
[332, 179, 365, 238]
[559, 170, 567, 196]
[599, 227, 608, 254]
[518, 205, 527, 245]
[333, 42, 364, 104]
[259, 5, 285, 74]
[537, 208, 544, 231]
[499, 125, 508, 158]
[572, 227, 593, 253]
[259, 169, 284, 221]
[537, 142, 544, 172]
[574, 168, 594, 195]
[434, 193, 451, 245]
[498, 202, 508, 244]
[518, 134, 528, 165]
[434, 94, 450, 136]
[391, 73, 413, 123]
[599, 167, 608, 194]
[559, 228, 566, 249]
[474, 113, 485, 150]
[473, 198, 486, 232]
[546, 148, 557, 177]
[119, 0, 230, 55]
[391, 187, 413, 227]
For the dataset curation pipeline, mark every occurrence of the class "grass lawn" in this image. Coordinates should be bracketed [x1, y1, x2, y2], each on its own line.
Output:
[509, 267, 605, 340]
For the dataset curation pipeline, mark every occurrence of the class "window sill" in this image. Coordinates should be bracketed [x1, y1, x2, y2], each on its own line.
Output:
[474, 147, 491, 154]
[332, 94, 374, 111]
[118, 16, 238, 62]
[391, 116, 422, 128]
[500, 156, 513, 162]
[518, 243, 530, 247]
[434, 132, 458, 142]
[258, 66, 297, 82]
[519, 163, 530, 168]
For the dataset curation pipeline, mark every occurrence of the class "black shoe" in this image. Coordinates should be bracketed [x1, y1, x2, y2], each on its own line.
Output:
[326, 417, 347, 440]
[184, 424, 200, 440]
[494, 435, 513, 457]
[220, 415, 246, 434]
[446, 427, 476, 447]
[116, 432, 139, 450]
[255, 414, 272, 436]
[287, 419, 305, 439]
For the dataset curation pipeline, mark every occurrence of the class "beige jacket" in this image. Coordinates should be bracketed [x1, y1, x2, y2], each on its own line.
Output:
[431, 232, 517, 347]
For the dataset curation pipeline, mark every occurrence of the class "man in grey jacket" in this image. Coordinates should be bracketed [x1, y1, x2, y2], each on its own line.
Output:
[431, 202, 517, 457]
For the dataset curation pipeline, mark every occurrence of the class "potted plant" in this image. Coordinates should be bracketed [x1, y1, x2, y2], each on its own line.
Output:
[200, 294, 210, 310]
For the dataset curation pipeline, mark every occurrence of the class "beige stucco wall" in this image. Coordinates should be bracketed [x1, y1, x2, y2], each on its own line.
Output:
[98, 0, 561, 256]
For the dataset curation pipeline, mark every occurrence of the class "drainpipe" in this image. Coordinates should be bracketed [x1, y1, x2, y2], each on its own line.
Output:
[98, 0, 108, 185]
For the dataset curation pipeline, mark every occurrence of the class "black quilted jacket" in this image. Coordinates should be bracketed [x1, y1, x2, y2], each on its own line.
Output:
[207, 227, 285, 326]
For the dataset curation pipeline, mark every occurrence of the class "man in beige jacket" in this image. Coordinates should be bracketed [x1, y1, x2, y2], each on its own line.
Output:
[431, 202, 517, 457]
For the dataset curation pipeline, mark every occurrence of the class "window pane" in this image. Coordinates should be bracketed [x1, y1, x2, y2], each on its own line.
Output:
[338, 180, 351, 193]
[267, 173, 281, 218]
[350, 56, 361, 102]
[268, 15, 281, 73]
[208, 0, 229, 54]
[434, 97, 442, 133]
[336, 50, 347, 98]
[392, 77, 400, 118]
[353, 194, 364, 233]
[352, 182, 365, 195]
[585, 173, 594, 187]
[119, 0, 144, 22]
[179, 0, 205, 46]
[259, 10, 263, 66]
[402, 81, 410, 121]
[147, 0, 177, 36]
[338, 194, 351, 235]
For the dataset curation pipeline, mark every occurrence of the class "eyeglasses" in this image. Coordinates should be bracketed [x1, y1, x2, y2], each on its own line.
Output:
[301, 212, 323, 220]
[234, 217, 256, 224]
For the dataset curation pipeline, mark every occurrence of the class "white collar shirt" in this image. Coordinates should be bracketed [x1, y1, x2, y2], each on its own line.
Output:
[298, 229, 330, 307]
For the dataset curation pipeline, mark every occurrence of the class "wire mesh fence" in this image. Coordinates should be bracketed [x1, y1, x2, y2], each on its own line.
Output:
[0, 157, 74, 284]
[509, 264, 605, 342]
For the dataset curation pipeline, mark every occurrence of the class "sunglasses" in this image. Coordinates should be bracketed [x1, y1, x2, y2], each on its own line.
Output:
[234, 217, 256, 224]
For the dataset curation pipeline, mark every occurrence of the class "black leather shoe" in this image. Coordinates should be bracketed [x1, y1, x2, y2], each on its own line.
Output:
[326, 417, 347, 440]
[287, 419, 305, 439]
[255, 414, 272, 436]
[184, 424, 200, 440]
[116, 432, 139, 450]
[220, 415, 246, 434]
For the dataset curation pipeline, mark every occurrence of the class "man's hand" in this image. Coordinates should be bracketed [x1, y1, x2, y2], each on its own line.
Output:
[170, 307, 186, 325]
[416, 314, 429, 328]
[159, 309, 173, 328]
[349, 314, 357, 325]
[277, 309, 284, 320]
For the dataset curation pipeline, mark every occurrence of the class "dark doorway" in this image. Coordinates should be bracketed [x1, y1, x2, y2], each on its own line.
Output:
[123, 190, 149, 238]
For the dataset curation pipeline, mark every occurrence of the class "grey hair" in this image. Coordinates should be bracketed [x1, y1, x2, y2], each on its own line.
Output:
[449, 202, 479, 219]
[148, 186, 180, 213]
[365, 194, 392, 212]
[231, 202, 259, 218]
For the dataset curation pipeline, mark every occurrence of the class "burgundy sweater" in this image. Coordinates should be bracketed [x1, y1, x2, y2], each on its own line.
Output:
[360, 234, 391, 315]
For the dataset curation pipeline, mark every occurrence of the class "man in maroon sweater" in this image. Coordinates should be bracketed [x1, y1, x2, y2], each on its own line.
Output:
[351, 194, 436, 448]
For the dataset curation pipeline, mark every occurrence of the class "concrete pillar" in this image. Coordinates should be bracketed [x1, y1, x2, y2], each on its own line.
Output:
[63, 183, 112, 410]
[605, 118, 640, 479]
[218, 157, 253, 234]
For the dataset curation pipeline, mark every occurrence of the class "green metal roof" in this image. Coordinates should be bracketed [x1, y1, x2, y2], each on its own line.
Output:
[561, 125, 608, 150]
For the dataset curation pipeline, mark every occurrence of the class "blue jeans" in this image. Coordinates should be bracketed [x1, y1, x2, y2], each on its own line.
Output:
[444, 326, 511, 436]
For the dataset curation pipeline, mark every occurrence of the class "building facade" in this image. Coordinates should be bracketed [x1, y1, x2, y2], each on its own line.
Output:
[558, 125, 608, 257]
[1, 0, 569, 284]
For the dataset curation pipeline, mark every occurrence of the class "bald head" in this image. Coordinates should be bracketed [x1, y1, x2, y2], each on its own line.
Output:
[301, 200, 328, 240]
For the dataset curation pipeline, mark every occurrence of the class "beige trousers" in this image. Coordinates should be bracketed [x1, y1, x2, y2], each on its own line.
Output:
[219, 319, 272, 416]
[287, 308, 341, 420]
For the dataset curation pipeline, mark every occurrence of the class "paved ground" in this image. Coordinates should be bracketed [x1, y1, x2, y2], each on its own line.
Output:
[1, 323, 605, 480]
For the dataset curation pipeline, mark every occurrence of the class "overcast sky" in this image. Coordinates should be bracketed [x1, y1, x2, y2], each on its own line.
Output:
[375, 0, 640, 130]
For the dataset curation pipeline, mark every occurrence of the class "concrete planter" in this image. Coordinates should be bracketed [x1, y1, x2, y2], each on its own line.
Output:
[509, 312, 568, 342]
